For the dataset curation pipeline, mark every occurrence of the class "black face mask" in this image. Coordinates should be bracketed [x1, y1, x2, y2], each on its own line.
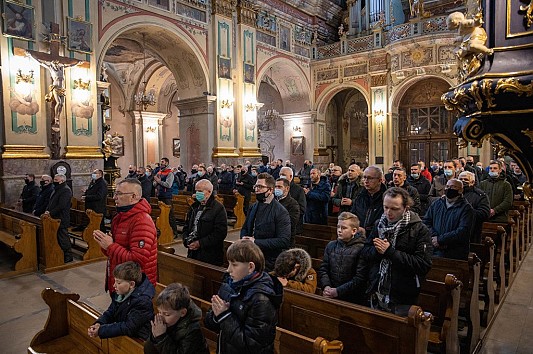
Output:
[303, 164, 308, 168]
[24, 179, 30, 184]
[256, 191, 269, 202]
[128, 170, 134, 173]
[466, 162, 473, 166]
[53, 181, 61, 187]
[286, 164, 290, 167]
[40, 181, 47, 187]
[137, 174, 144, 179]
[445, 188, 460, 199]
[191, 169, 197, 174]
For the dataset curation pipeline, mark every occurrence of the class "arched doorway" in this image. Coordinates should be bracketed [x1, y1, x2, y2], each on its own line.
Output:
[324, 89, 368, 168]
[398, 78, 457, 165]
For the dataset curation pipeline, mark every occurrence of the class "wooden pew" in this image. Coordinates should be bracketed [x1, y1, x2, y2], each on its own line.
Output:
[215, 192, 246, 229]
[171, 194, 192, 224]
[302, 223, 337, 240]
[514, 200, 531, 248]
[471, 237, 496, 326]
[481, 224, 507, 303]
[29, 287, 343, 354]
[418, 274, 462, 354]
[157, 251, 431, 354]
[68, 209, 105, 262]
[155, 201, 173, 245]
[428, 254, 481, 354]
[0, 213, 37, 278]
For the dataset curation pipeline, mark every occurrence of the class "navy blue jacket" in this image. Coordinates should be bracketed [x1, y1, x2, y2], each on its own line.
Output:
[304, 176, 331, 225]
[423, 196, 473, 260]
[241, 197, 291, 271]
[96, 273, 155, 340]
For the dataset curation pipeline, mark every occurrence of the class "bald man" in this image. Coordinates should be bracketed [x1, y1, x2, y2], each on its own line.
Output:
[423, 178, 473, 260]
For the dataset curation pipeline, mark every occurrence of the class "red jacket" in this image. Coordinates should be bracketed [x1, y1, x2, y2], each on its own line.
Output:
[421, 168, 432, 183]
[103, 198, 158, 292]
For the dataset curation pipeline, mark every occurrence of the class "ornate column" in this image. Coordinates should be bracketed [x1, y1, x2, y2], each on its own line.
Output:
[370, 86, 389, 169]
[133, 111, 167, 166]
[174, 96, 217, 169]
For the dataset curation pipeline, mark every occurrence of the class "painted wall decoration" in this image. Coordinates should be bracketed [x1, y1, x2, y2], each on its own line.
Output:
[67, 17, 92, 53]
[244, 63, 254, 84]
[173, 138, 180, 157]
[280, 24, 291, 51]
[2, 0, 34, 41]
[291, 136, 304, 155]
[218, 56, 231, 79]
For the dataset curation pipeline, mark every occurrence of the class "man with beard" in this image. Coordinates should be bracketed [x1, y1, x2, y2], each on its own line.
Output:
[303, 168, 331, 225]
[332, 164, 362, 214]
[241, 173, 291, 271]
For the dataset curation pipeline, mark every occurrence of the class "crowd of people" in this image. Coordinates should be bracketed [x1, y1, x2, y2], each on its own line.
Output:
[15, 154, 527, 353]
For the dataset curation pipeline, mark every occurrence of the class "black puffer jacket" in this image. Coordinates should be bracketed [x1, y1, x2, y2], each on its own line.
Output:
[317, 233, 366, 303]
[144, 300, 209, 354]
[205, 272, 283, 354]
[351, 184, 387, 235]
[95, 273, 155, 340]
[182, 194, 228, 266]
[361, 212, 433, 306]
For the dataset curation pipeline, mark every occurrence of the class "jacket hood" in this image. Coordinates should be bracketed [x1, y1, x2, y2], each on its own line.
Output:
[343, 232, 366, 246]
[285, 248, 312, 282]
[219, 271, 283, 309]
[407, 210, 422, 224]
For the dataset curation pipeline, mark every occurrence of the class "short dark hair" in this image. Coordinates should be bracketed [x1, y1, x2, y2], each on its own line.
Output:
[383, 187, 413, 208]
[26, 173, 35, 179]
[227, 239, 265, 273]
[276, 178, 290, 187]
[113, 261, 142, 285]
[257, 173, 275, 188]
[236, 164, 243, 169]
[274, 249, 299, 277]
[156, 283, 190, 310]
[161, 157, 169, 163]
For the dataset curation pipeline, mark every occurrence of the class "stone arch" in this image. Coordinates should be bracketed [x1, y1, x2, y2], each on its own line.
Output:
[391, 74, 455, 113]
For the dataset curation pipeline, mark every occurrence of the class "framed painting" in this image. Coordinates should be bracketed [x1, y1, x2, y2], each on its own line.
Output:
[291, 136, 304, 155]
[218, 56, 231, 79]
[244, 63, 255, 84]
[67, 17, 92, 53]
[173, 138, 180, 157]
[2, 0, 35, 41]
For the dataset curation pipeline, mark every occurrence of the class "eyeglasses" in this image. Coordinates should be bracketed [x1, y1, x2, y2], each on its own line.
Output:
[114, 191, 134, 196]
[362, 175, 379, 180]
[253, 185, 268, 190]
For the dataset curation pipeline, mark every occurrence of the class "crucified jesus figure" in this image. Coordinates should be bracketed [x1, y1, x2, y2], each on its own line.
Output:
[36, 59, 78, 127]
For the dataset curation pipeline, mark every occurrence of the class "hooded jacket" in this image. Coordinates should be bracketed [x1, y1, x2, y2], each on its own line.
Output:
[361, 211, 433, 306]
[95, 273, 155, 340]
[318, 232, 366, 303]
[205, 272, 283, 354]
[104, 198, 158, 292]
[274, 248, 317, 294]
[144, 300, 210, 354]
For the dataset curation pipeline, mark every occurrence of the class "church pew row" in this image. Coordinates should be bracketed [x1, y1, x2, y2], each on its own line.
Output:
[0, 213, 37, 278]
[482, 222, 510, 303]
[470, 237, 496, 326]
[214, 192, 246, 229]
[157, 251, 432, 354]
[68, 209, 106, 262]
[28, 287, 343, 354]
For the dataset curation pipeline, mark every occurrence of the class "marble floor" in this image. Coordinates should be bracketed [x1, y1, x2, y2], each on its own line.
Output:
[1, 234, 531, 354]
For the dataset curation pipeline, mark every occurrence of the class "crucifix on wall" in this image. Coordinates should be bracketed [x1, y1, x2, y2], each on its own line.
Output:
[27, 23, 80, 159]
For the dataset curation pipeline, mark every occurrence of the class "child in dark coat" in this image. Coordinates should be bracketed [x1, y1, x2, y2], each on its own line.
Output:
[205, 239, 283, 354]
[88, 261, 154, 340]
[144, 283, 209, 354]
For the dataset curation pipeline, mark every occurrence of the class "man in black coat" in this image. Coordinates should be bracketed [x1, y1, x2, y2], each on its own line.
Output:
[459, 171, 490, 243]
[233, 164, 255, 215]
[46, 174, 73, 263]
[280, 166, 306, 234]
[275, 178, 300, 245]
[33, 174, 54, 217]
[136, 167, 153, 201]
[390, 168, 421, 215]
[82, 169, 108, 231]
[182, 179, 227, 266]
[407, 163, 431, 216]
[351, 166, 387, 235]
[18, 173, 40, 213]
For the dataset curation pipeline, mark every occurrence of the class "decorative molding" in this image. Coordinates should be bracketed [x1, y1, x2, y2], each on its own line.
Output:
[1, 145, 50, 159]
[64, 146, 104, 159]
[238, 146, 262, 157]
[212, 147, 239, 158]
[212, 0, 235, 18]
[237, 0, 256, 26]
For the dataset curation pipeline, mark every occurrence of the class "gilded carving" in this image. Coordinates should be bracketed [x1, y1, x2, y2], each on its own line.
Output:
[520, 0, 533, 28]
[523, 128, 533, 146]
[481, 79, 496, 108]
[468, 81, 483, 110]
[494, 78, 533, 96]
[371, 74, 387, 87]
[237, 0, 256, 26]
[442, 87, 470, 112]
[212, 0, 235, 18]
[316, 69, 338, 82]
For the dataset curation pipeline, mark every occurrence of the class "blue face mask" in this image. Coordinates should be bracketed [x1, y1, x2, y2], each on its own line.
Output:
[444, 169, 453, 177]
[195, 191, 205, 202]
[91, 173, 97, 180]
[145, 172, 150, 177]
[251, 172, 257, 177]
[197, 171, 204, 177]
[274, 188, 284, 198]
[411, 173, 419, 179]
[489, 171, 499, 178]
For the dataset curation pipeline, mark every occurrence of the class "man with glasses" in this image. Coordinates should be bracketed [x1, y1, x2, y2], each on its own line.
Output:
[182, 179, 227, 266]
[241, 173, 291, 271]
[332, 164, 362, 214]
[423, 178, 473, 260]
[93, 179, 158, 294]
[351, 166, 387, 235]
[280, 166, 306, 234]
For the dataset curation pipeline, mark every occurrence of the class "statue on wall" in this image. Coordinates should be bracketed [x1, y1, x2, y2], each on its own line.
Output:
[447, 11, 493, 81]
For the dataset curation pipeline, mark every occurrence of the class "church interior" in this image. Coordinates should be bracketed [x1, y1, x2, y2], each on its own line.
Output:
[0, 0, 532, 352]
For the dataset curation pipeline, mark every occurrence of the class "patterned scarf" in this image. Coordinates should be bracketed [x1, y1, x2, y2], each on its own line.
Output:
[375, 211, 411, 307]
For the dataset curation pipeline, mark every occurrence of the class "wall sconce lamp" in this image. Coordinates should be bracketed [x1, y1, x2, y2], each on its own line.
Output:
[16, 69, 34, 84]
[374, 109, 385, 142]
[245, 103, 256, 112]
[220, 99, 233, 109]
[73, 78, 91, 90]
[146, 126, 157, 133]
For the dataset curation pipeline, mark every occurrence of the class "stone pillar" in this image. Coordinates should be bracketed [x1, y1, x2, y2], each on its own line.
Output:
[174, 96, 217, 168]
[133, 111, 167, 166]
[282, 111, 317, 167]
[370, 86, 388, 169]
